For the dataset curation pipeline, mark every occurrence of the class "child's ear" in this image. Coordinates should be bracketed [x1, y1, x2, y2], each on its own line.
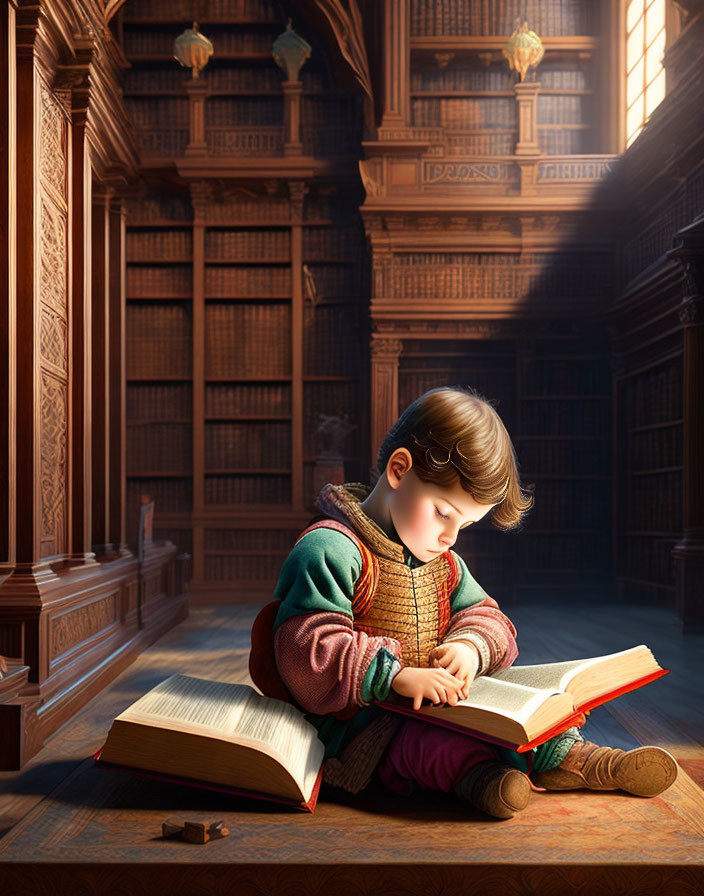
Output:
[386, 448, 412, 489]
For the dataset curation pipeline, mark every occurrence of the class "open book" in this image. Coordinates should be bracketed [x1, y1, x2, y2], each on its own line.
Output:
[94, 674, 325, 812]
[380, 644, 669, 752]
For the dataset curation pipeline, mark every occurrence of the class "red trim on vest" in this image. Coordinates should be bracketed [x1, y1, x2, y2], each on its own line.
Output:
[437, 551, 459, 641]
[296, 519, 379, 617]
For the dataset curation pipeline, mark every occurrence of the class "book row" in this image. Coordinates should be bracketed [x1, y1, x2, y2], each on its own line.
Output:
[127, 229, 193, 260]
[519, 399, 610, 437]
[204, 554, 286, 581]
[127, 383, 193, 421]
[399, 370, 515, 415]
[127, 265, 192, 297]
[205, 383, 291, 416]
[518, 532, 611, 569]
[630, 425, 683, 472]
[136, 129, 189, 156]
[303, 306, 360, 377]
[621, 365, 683, 427]
[536, 95, 590, 125]
[153, 528, 193, 558]
[411, 65, 589, 93]
[627, 471, 684, 532]
[538, 127, 590, 155]
[444, 132, 515, 155]
[205, 265, 291, 296]
[205, 421, 292, 469]
[525, 479, 610, 529]
[126, 194, 192, 224]
[204, 304, 291, 378]
[124, 0, 278, 21]
[202, 97, 358, 128]
[516, 438, 610, 475]
[389, 260, 609, 300]
[519, 359, 611, 395]
[123, 66, 329, 95]
[126, 477, 192, 513]
[125, 97, 189, 127]
[205, 229, 290, 259]
[127, 423, 192, 473]
[411, 97, 516, 129]
[123, 28, 275, 57]
[409, 0, 594, 37]
[205, 128, 283, 157]
[621, 536, 678, 585]
[204, 474, 291, 505]
[204, 527, 301, 551]
[127, 305, 192, 378]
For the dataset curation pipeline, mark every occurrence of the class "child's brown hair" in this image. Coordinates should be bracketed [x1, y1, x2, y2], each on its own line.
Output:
[376, 386, 533, 531]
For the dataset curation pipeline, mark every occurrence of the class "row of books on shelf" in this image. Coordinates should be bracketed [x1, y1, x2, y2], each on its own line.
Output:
[621, 366, 683, 427]
[409, 0, 594, 37]
[443, 132, 515, 154]
[127, 266, 192, 297]
[126, 195, 192, 224]
[629, 426, 683, 472]
[205, 474, 291, 505]
[620, 536, 678, 585]
[628, 473, 683, 532]
[123, 66, 330, 95]
[127, 477, 192, 514]
[518, 532, 610, 569]
[127, 421, 192, 462]
[127, 229, 192, 260]
[390, 261, 608, 300]
[205, 382, 291, 416]
[125, 97, 189, 127]
[303, 306, 360, 377]
[517, 438, 610, 475]
[303, 227, 362, 257]
[411, 66, 590, 93]
[127, 306, 192, 378]
[205, 554, 285, 581]
[124, 0, 278, 21]
[123, 29, 275, 58]
[205, 228, 290, 258]
[204, 98, 358, 128]
[153, 528, 193, 558]
[135, 130, 189, 157]
[525, 480, 609, 528]
[205, 527, 300, 551]
[411, 97, 516, 129]
[538, 128, 590, 155]
[205, 421, 291, 469]
[519, 360, 611, 395]
[127, 383, 193, 420]
[520, 399, 610, 436]
[536, 95, 590, 125]
[204, 128, 282, 157]
[205, 266, 290, 296]
[205, 304, 291, 378]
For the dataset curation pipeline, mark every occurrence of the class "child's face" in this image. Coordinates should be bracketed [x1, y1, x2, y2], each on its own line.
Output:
[388, 459, 496, 562]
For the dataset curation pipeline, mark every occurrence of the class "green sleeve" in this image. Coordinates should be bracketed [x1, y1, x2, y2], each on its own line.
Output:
[273, 528, 363, 629]
[448, 551, 488, 614]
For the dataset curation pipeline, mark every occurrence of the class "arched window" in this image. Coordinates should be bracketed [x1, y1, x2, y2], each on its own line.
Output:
[626, 0, 667, 147]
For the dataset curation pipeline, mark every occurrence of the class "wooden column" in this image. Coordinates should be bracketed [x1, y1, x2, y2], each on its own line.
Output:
[282, 80, 303, 156]
[289, 181, 305, 510]
[185, 77, 207, 156]
[667, 214, 704, 631]
[380, 0, 410, 129]
[370, 337, 402, 468]
[108, 195, 127, 554]
[91, 184, 112, 554]
[190, 182, 207, 583]
[66, 53, 97, 567]
[0, 1, 17, 576]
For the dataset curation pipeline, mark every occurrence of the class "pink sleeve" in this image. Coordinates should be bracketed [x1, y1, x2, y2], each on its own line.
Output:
[274, 611, 403, 714]
[440, 596, 519, 675]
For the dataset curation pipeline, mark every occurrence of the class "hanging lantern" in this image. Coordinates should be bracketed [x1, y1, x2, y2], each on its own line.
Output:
[173, 21, 213, 79]
[502, 20, 544, 82]
[272, 19, 311, 82]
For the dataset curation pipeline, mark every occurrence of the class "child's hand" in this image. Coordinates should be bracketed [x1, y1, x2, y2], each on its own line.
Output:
[391, 666, 465, 711]
[428, 642, 480, 700]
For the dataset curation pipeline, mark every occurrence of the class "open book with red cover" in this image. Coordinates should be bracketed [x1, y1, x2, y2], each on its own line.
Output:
[93, 675, 325, 812]
[380, 644, 669, 752]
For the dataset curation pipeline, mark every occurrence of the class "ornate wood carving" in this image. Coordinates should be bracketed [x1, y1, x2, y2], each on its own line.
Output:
[40, 371, 68, 558]
[50, 593, 118, 660]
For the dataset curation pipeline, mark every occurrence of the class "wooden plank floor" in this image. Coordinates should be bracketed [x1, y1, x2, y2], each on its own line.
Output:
[1, 599, 703, 895]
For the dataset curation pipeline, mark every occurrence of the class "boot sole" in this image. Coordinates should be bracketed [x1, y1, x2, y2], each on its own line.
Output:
[613, 746, 679, 797]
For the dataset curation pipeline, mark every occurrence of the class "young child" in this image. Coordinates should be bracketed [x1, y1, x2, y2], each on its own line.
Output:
[249, 386, 678, 818]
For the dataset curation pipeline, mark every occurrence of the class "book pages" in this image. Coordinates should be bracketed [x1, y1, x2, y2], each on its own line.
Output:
[454, 676, 559, 724]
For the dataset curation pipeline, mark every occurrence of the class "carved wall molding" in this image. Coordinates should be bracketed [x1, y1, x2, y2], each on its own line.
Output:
[40, 371, 68, 558]
[370, 337, 403, 360]
[50, 592, 118, 660]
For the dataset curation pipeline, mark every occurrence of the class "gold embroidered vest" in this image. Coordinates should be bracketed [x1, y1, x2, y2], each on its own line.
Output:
[307, 483, 459, 668]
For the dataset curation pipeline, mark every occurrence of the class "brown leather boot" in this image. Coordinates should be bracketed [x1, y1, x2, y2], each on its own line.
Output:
[453, 760, 531, 819]
[532, 740, 678, 797]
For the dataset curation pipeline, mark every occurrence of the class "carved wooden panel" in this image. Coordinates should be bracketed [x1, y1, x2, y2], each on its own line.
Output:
[50, 593, 119, 660]
[38, 80, 69, 559]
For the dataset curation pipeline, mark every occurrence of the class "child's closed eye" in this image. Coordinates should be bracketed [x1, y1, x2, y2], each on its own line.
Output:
[435, 507, 450, 521]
